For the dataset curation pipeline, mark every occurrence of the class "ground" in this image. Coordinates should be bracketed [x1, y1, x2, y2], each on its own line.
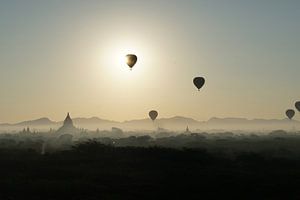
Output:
[1, 140, 300, 199]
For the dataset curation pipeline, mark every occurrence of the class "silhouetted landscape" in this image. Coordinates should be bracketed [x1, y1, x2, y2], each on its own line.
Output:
[1, 114, 300, 199]
[1, 115, 299, 132]
[2, 133, 300, 199]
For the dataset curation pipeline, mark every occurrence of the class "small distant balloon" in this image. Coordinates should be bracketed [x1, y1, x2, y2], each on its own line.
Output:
[126, 54, 137, 69]
[286, 109, 295, 120]
[149, 110, 158, 121]
[193, 77, 205, 91]
[295, 101, 300, 112]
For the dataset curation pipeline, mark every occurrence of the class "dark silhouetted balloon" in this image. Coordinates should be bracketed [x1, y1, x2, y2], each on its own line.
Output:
[193, 77, 205, 91]
[149, 110, 158, 121]
[286, 109, 295, 120]
[295, 101, 300, 112]
[126, 54, 137, 69]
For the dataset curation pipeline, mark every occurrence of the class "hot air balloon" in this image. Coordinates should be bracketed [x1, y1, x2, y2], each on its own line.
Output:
[286, 109, 295, 120]
[295, 101, 300, 112]
[193, 77, 205, 91]
[126, 54, 137, 70]
[149, 110, 158, 121]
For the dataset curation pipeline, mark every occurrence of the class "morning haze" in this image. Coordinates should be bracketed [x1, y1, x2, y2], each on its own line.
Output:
[0, 0, 299, 123]
[2, 1, 300, 199]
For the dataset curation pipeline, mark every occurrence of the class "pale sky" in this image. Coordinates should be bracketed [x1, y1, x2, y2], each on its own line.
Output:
[0, 0, 299, 123]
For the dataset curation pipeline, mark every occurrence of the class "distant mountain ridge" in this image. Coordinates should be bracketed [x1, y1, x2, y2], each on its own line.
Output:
[16, 117, 56, 126]
[207, 117, 294, 124]
[0, 116, 299, 132]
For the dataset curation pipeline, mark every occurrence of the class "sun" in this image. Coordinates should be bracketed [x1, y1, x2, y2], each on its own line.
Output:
[99, 39, 148, 74]
[114, 48, 138, 69]
[92, 36, 156, 91]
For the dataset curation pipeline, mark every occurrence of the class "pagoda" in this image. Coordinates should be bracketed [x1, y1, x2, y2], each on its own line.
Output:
[56, 113, 79, 134]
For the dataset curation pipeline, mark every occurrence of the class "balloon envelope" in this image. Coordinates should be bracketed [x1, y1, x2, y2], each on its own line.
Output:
[295, 101, 300, 112]
[126, 54, 137, 69]
[286, 109, 295, 120]
[193, 77, 205, 91]
[149, 110, 158, 121]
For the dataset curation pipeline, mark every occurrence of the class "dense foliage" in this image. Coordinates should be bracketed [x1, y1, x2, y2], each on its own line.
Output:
[1, 132, 300, 199]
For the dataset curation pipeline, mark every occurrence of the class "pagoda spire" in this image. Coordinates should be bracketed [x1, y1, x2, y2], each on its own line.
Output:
[56, 112, 78, 134]
[185, 126, 191, 133]
[63, 112, 74, 126]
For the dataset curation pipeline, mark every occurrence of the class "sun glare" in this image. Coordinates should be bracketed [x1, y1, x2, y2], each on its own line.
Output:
[99, 39, 151, 80]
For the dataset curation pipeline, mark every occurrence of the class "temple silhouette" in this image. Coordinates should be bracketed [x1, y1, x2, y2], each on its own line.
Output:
[56, 113, 79, 134]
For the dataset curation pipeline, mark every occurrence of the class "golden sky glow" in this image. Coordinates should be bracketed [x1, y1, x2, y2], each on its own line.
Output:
[0, 1, 299, 123]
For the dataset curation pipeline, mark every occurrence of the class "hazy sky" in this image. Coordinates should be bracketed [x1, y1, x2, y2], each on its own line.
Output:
[0, 0, 299, 123]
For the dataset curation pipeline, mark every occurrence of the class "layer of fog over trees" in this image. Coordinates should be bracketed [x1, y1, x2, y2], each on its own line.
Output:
[4, 130, 300, 199]
[1, 125, 300, 158]
[1, 115, 300, 157]
[2, 116, 300, 199]
[0, 116, 299, 133]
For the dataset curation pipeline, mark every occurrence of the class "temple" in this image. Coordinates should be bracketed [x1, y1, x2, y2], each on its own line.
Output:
[64, 113, 74, 127]
[56, 113, 78, 134]
[185, 126, 191, 134]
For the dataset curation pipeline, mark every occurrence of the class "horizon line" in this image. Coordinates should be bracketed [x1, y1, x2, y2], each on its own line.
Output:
[0, 115, 293, 125]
